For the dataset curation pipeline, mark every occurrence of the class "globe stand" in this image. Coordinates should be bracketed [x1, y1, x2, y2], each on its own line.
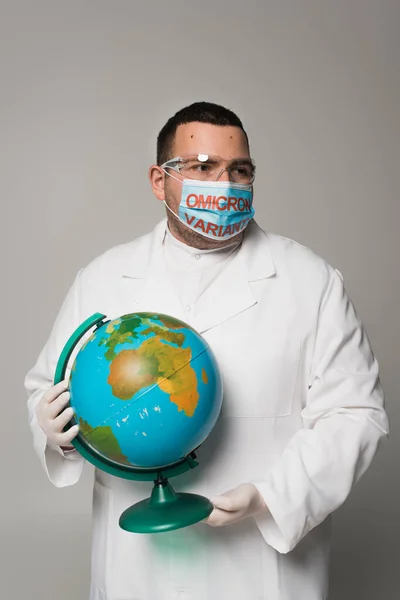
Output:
[119, 473, 213, 534]
[54, 312, 217, 535]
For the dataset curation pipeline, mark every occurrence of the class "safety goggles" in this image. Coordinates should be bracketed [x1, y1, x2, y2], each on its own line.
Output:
[161, 154, 256, 184]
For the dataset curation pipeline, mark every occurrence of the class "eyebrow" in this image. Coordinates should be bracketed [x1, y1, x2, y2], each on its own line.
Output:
[229, 158, 253, 167]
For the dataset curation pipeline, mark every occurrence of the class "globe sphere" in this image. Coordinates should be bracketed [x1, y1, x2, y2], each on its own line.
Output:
[69, 312, 222, 470]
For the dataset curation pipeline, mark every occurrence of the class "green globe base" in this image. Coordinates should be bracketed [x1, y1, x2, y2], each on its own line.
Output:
[119, 477, 213, 534]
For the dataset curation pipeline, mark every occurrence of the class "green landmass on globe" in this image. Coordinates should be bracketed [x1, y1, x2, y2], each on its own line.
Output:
[79, 417, 131, 465]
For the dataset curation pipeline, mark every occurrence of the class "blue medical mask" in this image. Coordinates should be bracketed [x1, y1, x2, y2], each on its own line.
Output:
[164, 178, 255, 241]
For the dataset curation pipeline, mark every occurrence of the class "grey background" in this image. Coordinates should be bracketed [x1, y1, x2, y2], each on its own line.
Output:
[1, 1, 399, 598]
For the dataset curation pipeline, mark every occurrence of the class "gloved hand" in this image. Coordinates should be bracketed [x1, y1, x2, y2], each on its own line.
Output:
[204, 483, 268, 527]
[36, 379, 79, 451]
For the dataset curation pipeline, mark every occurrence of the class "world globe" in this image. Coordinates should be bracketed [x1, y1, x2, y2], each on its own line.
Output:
[68, 311, 222, 469]
[54, 311, 223, 533]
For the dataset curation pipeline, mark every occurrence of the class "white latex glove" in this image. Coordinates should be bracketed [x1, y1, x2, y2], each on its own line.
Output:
[204, 483, 269, 527]
[35, 379, 79, 451]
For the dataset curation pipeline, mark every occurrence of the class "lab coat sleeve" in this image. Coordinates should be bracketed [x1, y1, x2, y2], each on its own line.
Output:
[252, 267, 389, 554]
[24, 269, 86, 488]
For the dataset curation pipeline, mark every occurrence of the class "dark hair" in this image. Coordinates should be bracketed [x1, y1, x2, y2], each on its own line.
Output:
[156, 101, 249, 165]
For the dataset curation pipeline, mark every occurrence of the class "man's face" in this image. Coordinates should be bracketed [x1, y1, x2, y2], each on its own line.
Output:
[150, 122, 251, 249]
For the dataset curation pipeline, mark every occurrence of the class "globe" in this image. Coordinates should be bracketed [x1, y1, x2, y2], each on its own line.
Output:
[68, 312, 223, 472]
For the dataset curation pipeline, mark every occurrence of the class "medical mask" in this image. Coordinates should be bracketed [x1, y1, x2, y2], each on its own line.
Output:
[164, 178, 255, 241]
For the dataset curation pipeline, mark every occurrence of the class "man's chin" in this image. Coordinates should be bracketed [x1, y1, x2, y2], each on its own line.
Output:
[166, 215, 244, 250]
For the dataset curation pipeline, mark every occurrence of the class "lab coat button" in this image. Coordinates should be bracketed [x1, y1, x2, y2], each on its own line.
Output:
[185, 305, 192, 312]
[195, 254, 201, 260]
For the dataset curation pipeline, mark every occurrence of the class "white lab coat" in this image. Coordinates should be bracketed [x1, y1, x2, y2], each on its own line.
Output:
[25, 218, 388, 600]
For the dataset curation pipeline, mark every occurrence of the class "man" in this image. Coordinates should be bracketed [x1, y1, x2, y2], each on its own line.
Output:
[25, 102, 389, 600]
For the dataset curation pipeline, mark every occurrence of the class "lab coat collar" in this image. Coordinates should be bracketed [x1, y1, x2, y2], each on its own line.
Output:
[121, 218, 276, 333]
[122, 218, 275, 281]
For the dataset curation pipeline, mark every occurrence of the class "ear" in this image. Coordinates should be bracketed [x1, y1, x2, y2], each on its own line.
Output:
[148, 165, 166, 202]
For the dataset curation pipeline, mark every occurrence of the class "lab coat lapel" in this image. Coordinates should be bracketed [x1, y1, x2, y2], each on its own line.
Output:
[121, 219, 276, 333]
[193, 251, 255, 333]
[194, 220, 276, 333]
[121, 220, 188, 322]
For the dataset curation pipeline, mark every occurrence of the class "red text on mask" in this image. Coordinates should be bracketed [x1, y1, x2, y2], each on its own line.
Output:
[185, 194, 251, 212]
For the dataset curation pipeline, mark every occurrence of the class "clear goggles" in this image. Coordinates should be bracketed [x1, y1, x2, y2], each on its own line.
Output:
[161, 153, 256, 184]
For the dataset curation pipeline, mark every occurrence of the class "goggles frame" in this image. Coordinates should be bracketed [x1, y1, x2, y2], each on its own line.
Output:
[161, 154, 256, 184]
